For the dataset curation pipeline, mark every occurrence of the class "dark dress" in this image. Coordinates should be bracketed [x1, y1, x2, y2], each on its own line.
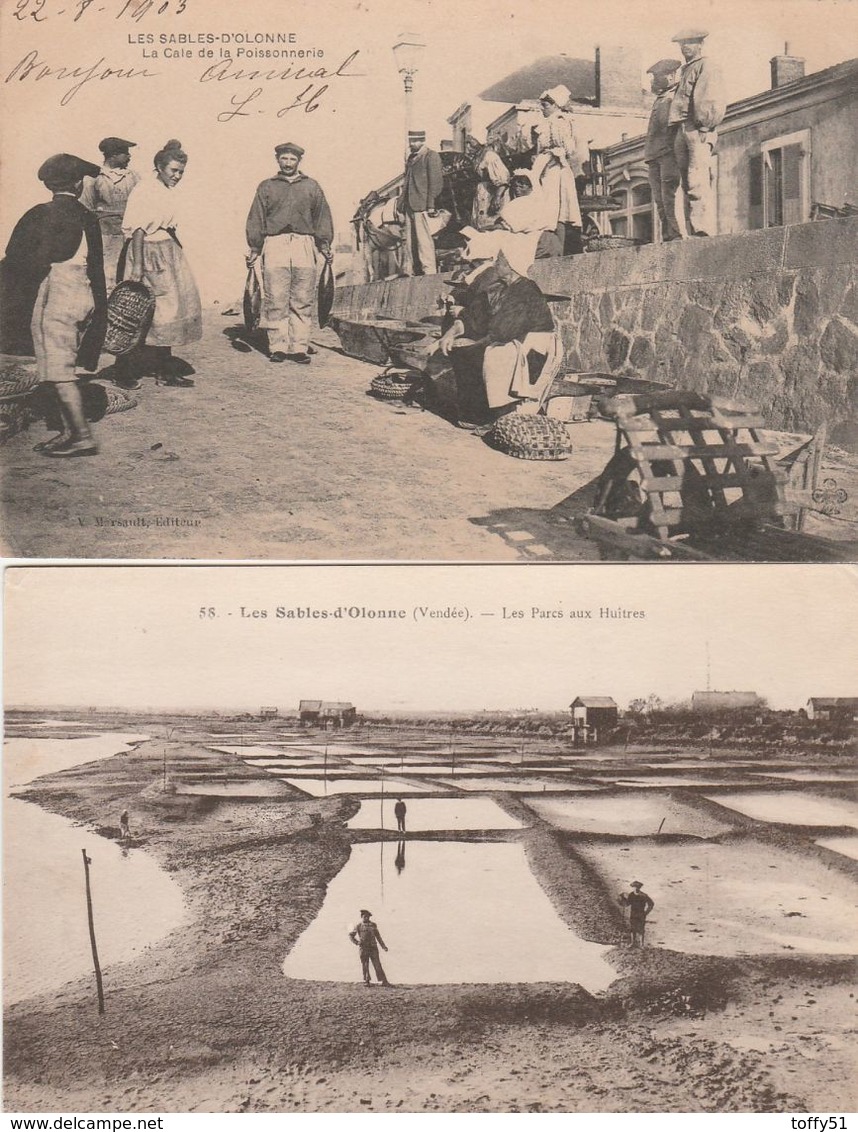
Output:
[0, 195, 106, 367]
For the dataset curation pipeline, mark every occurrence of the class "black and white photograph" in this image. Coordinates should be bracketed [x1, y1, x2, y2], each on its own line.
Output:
[0, 0, 856, 560]
[2, 563, 857, 1113]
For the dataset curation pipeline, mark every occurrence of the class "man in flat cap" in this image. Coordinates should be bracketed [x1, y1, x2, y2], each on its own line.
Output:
[80, 137, 141, 387]
[398, 130, 444, 276]
[245, 142, 334, 364]
[0, 154, 107, 456]
[348, 908, 390, 986]
[668, 30, 726, 237]
[645, 59, 683, 242]
[80, 138, 140, 286]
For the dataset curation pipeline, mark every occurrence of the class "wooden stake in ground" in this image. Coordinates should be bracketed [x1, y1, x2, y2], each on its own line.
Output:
[81, 849, 105, 1015]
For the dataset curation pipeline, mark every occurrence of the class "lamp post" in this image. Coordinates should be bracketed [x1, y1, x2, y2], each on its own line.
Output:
[392, 33, 426, 152]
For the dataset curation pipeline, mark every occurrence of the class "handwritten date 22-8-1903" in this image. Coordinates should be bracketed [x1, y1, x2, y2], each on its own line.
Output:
[13, 0, 188, 23]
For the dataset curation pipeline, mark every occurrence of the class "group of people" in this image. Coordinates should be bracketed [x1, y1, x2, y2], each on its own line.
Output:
[645, 30, 726, 240]
[0, 135, 335, 456]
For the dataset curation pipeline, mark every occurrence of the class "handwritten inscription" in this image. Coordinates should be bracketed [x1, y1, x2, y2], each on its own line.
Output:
[4, 49, 158, 105]
[198, 49, 363, 121]
[11, 0, 189, 21]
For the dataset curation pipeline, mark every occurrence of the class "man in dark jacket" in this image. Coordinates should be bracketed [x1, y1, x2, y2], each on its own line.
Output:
[645, 59, 683, 241]
[1, 153, 107, 456]
[398, 130, 444, 276]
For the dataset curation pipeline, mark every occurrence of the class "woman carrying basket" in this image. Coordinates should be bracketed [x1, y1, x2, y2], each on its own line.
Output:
[121, 140, 201, 387]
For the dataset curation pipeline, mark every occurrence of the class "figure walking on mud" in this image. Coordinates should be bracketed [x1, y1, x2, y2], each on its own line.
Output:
[619, 880, 654, 947]
[349, 908, 391, 986]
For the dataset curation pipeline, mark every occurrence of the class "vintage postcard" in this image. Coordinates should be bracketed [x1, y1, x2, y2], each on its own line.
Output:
[3, 561, 857, 1113]
[0, 0, 856, 561]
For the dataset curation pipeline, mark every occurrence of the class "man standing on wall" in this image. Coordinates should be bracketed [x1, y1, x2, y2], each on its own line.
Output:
[645, 59, 683, 241]
[246, 142, 334, 365]
[668, 30, 726, 237]
[398, 130, 444, 276]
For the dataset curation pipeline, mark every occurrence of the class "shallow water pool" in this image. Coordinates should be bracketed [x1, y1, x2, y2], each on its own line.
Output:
[705, 791, 858, 828]
[528, 793, 733, 837]
[437, 777, 601, 793]
[347, 796, 524, 831]
[282, 841, 615, 988]
[282, 777, 443, 796]
[816, 836, 858, 861]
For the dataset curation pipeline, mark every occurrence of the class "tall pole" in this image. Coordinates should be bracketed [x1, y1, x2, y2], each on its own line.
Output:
[81, 850, 105, 1015]
[379, 766, 385, 830]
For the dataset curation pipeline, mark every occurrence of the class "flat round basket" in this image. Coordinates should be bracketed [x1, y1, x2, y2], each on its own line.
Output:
[103, 281, 155, 355]
[369, 370, 419, 401]
[488, 412, 574, 460]
[0, 357, 40, 401]
[584, 234, 640, 252]
[104, 387, 139, 415]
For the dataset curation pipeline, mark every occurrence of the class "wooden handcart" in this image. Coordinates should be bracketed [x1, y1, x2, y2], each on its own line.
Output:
[581, 391, 855, 562]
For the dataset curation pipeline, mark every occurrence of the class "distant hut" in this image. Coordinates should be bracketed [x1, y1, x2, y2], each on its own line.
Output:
[805, 697, 858, 722]
[569, 696, 619, 729]
[692, 691, 761, 713]
[299, 700, 357, 729]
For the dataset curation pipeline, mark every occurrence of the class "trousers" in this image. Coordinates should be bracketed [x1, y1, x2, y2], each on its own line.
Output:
[647, 154, 682, 241]
[31, 263, 93, 384]
[262, 232, 317, 352]
[403, 209, 437, 276]
[671, 123, 717, 236]
[360, 948, 388, 984]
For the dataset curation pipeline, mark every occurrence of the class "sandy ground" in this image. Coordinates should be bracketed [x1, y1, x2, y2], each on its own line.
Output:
[4, 722, 857, 1113]
[0, 316, 611, 560]
[3, 311, 857, 559]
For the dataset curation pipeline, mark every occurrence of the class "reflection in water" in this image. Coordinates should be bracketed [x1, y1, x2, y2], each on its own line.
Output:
[395, 840, 406, 875]
[348, 796, 523, 831]
[283, 842, 615, 989]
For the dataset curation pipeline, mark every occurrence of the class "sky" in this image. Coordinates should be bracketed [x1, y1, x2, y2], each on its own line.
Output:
[4, 564, 857, 712]
[2, 0, 857, 301]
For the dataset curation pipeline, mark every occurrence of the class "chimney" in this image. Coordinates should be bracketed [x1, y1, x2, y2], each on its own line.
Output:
[595, 44, 643, 107]
[770, 43, 805, 88]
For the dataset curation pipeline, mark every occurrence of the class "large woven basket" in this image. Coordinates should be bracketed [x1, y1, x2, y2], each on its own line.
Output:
[103, 281, 155, 355]
[369, 370, 419, 401]
[104, 387, 138, 415]
[488, 413, 574, 460]
[584, 234, 640, 253]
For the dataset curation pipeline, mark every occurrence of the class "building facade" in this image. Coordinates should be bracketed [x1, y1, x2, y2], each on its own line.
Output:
[603, 54, 858, 244]
[805, 697, 858, 722]
[569, 696, 619, 728]
[298, 700, 357, 729]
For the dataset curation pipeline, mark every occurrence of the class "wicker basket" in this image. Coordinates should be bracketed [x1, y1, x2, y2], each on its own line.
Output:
[369, 370, 419, 401]
[584, 234, 640, 252]
[103, 281, 155, 355]
[0, 357, 40, 401]
[488, 413, 574, 460]
[104, 387, 139, 415]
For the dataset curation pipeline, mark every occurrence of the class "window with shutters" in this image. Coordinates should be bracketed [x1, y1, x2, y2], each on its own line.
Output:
[750, 129, 811, 229]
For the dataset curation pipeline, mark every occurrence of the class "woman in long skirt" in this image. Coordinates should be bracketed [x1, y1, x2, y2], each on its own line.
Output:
[121, 139, 202, 387]
[532, 85, 585, 254]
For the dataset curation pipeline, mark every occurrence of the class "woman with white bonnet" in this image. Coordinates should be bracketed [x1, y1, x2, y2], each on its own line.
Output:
[532, 85, 585, 254]
[122, 139, 202, 386]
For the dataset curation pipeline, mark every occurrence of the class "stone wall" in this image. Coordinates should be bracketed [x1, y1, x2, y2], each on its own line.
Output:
[332, 216, 858, 444]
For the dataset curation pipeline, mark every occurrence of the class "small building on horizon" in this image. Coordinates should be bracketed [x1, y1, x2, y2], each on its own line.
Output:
[692, 691, 762, 712]
[299, 700, 357, 729]
[805, 697, 858, 722]
[259, 706, 279, 720]
[569, 696, 619, 729]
